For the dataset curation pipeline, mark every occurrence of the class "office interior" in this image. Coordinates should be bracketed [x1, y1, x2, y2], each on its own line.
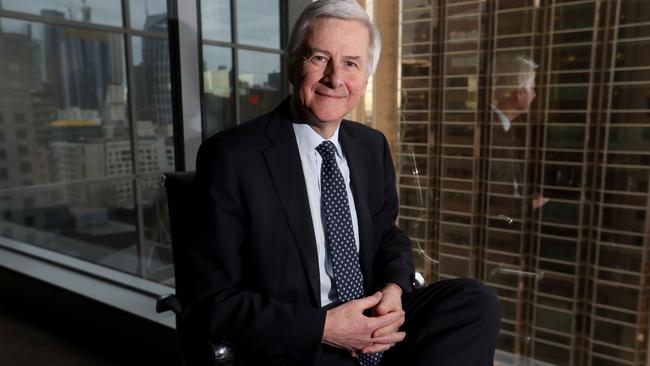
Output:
[0, 1, 648, 365]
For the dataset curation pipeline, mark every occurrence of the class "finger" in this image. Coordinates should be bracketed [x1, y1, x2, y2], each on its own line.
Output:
[372, 315, 404, 338]
[360, 342, 394, 354]
[371, 331, 406, 345]
[375, 301, 393, 316]
[369, 311, 404, 332]
[376, 301, 402, 316]
[372, 320, 402, 338]
[367, 310, 404, 330]
[353, 292, 383, 310]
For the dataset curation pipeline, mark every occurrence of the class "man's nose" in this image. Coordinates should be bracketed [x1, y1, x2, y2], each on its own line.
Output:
[322, 61, 344, 88]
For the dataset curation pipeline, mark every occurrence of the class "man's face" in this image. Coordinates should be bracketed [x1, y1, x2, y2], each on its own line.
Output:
[517, 76, 536, 112]
[292, 18, 370, 124]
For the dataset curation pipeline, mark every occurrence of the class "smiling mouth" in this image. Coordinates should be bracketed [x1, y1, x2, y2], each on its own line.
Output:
[314, 89, 348, 98]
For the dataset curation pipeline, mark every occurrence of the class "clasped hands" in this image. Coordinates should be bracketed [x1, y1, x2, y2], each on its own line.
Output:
[322, 283, 406, 356]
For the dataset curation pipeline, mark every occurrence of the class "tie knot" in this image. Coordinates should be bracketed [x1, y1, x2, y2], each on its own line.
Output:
[316, 140, 337, 160]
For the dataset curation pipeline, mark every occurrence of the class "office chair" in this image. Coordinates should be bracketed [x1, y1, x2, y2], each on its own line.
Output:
[155, 171, 427, 365]
[155, 171, 236, 366]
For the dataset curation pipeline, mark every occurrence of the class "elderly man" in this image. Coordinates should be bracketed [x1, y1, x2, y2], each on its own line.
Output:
[187, 1, 500, 365]
[491, 55, 548, 214]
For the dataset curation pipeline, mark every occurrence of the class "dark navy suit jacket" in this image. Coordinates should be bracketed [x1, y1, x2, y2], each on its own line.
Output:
[185, 97, 414, 365]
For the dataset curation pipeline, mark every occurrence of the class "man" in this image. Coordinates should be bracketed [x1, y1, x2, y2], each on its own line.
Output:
[488, 55, 548, 353]
[490, 55, 548, 218]
[186, 1, 500, 365]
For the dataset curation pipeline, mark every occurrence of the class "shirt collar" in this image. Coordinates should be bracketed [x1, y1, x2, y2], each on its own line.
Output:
[292, 122, 343, 159]
[490, 104, 511, 132]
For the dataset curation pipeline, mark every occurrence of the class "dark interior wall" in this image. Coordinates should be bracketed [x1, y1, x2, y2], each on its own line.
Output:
[0, 267, 183, 366]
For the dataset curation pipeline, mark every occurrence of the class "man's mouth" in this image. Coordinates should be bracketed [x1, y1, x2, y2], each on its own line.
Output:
[314, 88, 348, 98]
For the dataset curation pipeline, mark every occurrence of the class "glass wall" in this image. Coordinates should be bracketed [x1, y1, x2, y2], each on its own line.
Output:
[200, 0, 286, 137]
[395, 0, 650, 365]
[0, 1, 175, 285]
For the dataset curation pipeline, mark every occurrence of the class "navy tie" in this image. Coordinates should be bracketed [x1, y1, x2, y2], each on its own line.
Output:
[316, 141, 382, 366]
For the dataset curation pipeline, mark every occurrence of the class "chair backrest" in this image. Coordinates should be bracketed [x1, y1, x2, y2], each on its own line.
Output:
[163, 171, 217, 365]
[162, 171, 198, 308]
[164, 171, 239, 366]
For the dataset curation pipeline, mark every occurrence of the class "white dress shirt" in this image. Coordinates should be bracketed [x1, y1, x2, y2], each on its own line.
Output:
[490, 103, 511, 132]
[292, 122, 360, 307]
[491, 104, 520, 197]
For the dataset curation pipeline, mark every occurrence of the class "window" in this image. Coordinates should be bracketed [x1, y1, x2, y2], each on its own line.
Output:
[393, 1, 650, 363]
[19, 162, 31, 174]
[14, 112, 25, 123]
[200, 0, 287, 137]
[0, 1, 175, 286]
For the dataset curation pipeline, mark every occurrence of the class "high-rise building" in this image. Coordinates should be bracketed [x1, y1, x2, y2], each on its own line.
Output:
[396, 1, 650, 365]
[141, 13, 172, 126]
[42, 9, 123, 111]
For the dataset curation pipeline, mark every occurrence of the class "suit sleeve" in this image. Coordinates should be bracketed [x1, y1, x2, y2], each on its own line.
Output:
[374, 136, 415, 292]
[183, 137, 325, 364]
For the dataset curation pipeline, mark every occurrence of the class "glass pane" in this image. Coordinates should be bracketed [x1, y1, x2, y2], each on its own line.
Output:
[554, 3, 595, 30]
[402, 21, 430, 44]
[0, 18, 128, 190]
[129, 0, 167, 32]
[1, 0, 123, 27]
[131, 34, 174, 285]
[132, 36, 175, 173]
[238, 50, 282, 123]
[140, 177, 173, 285]
[0, 17, 151, 276]
[393, 1, 650, 364]
[0, 180, 139, 275]
[236, 0, 280, 48]
[201, 0, 231, 42]
[203, 45, 234, 136]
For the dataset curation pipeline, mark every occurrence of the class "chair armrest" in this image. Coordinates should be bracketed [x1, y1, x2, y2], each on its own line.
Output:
[156, 294, 182, 314]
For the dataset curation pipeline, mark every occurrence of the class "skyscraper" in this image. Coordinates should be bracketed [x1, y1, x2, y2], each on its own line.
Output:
[141, 13, 172, 126]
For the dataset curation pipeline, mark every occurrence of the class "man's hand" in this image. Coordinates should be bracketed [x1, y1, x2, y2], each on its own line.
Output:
[322, 292, 405, 352]
[532, 193, 549, 210]
[354, 283, 405, 355]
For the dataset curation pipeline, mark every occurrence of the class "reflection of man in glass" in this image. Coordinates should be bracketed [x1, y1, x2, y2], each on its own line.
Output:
[491, 55, 548, 212]
[187, 1, 500, 365]
[489, 55, 547, 355]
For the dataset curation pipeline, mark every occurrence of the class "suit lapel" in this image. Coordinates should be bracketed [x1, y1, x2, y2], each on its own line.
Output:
[262, 100, 321, 306]
[339, 122, 373, 291]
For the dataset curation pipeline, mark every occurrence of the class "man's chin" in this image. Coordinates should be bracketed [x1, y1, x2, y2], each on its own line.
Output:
[311, 111, 347, 124]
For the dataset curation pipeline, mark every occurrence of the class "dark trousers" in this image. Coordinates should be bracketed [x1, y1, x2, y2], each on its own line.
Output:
[316, 278, 501, 366]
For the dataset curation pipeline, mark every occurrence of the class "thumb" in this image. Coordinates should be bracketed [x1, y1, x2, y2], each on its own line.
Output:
[355, 291, 383, 310]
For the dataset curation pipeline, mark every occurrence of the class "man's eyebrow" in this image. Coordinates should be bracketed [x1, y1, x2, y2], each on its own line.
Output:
[307, 48, 332, 57]
[343, 56, 363, 62]
[307, 48, 363, 61]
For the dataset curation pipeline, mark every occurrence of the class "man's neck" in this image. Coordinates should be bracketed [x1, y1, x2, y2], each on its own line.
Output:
[493, 101, 521, 122]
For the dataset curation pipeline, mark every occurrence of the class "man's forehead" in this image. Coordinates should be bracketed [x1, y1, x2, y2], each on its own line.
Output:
[305, 18, 369, 53]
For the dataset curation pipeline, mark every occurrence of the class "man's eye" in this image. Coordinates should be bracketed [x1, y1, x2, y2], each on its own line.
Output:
[345, 61, 359, 69]
[311, 55, 328, 63]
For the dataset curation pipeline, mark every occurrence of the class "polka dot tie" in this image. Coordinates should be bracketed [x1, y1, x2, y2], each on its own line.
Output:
[316, 141, 382, 366]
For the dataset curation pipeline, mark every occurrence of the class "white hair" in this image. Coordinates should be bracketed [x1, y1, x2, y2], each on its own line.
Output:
[493, 55, 538, 102]
[287, 0, 381, 76]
